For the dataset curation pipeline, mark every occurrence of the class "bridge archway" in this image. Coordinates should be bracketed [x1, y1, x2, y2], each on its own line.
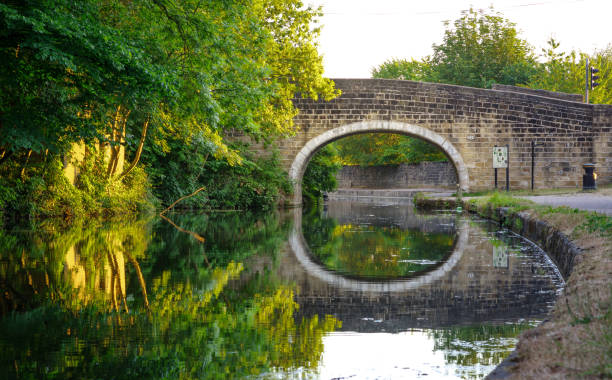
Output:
[288, 120, 470, 206]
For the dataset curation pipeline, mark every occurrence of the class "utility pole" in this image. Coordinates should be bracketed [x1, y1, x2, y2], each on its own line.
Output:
[586, 58, 589, 104]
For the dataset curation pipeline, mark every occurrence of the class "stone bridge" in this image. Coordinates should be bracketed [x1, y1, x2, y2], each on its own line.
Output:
[277, 79, 612, 205]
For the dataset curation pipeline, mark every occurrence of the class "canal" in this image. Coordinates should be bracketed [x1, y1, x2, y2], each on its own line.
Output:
[0, 197, 563, 379]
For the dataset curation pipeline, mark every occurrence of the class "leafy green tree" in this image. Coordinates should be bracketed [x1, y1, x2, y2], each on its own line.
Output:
[137, 0, 339, 207]
[429, 7, 537, 88]
[371, 7, 537, 89]
[528, 39, 611, 104]
[0, 0, 166, 159]
[0, 0, 339, 219]
[366, 8, 537, 170]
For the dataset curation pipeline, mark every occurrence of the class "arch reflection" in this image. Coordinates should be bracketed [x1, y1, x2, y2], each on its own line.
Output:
[289, 207, 468, 293]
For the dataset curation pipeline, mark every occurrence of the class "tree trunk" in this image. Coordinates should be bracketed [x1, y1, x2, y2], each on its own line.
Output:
[20, 149, 32, 179]
[0, 150, 12, 166]
[107, 106, 130, 178]
[119, 117, 149, 179]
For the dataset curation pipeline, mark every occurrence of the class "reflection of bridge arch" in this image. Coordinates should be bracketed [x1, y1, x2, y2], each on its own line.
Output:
[288, 120, 469, 206]
[289, 209, 469, 293]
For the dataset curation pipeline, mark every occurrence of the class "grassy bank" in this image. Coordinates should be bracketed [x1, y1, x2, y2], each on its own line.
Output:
[416, 192, 612, 378]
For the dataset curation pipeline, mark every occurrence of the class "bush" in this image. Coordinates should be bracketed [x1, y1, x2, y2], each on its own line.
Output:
[0, 150, 154, 226]
[302, 144, 341, 203]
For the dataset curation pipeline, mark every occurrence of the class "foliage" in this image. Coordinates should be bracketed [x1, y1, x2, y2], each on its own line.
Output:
[302, 144, 342, 202]
[0, 0, 166, 157]
[372, 58, 431, 80]
[0, 152, 154, 224]
[331, 133, 448, 167]
[0, 0, 339, 218]
[528, 39, 612, 104]
[429, 7, 537, 88]
[371, 7, 537, 89]
[199, 148, 293, 211]
[145, 134, 292, 211]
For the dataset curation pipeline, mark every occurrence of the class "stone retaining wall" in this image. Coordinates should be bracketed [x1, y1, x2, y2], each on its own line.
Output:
[335, 162, 457, 189]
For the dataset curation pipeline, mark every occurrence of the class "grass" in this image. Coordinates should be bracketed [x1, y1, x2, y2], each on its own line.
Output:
[456, 183, 612, 198]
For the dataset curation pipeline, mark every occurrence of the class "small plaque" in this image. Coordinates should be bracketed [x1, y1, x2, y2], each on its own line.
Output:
[493, 146, 508, 168]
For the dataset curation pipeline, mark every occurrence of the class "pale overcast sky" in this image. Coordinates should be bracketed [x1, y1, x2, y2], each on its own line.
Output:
[307, 0, 612, 78]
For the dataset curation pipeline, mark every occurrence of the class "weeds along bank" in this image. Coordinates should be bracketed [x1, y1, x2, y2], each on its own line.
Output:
[416, 193, 612, 379]
[0, 144, 298, 226]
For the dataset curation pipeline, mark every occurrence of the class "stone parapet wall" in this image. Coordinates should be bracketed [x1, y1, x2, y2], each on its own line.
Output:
[335, 162, 457, 189]
[491, 84, 583, 102]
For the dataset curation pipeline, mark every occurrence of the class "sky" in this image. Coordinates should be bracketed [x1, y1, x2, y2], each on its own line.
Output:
[306, 0, 612, 78]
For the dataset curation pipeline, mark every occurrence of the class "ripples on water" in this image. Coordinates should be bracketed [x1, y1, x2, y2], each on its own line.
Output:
[0, 198, 563, 379]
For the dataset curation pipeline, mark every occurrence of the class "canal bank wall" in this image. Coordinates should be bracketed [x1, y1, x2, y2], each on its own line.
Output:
[416, 197, 611, 379]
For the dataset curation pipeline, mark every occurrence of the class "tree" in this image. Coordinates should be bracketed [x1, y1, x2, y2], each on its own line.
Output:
[429, 7, 537, 88]
[528, 39, 611, 104]
[371, 7, 537, 89]
[0, 0, 167, 160]
[371, 58, 431, 81]
[365, 8, 535, 173]
[0, 0, 340, 218]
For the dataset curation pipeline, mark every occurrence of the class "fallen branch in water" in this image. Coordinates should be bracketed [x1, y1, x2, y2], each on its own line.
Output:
[160, 186, 206, 215]
[159, 186, 209, 266]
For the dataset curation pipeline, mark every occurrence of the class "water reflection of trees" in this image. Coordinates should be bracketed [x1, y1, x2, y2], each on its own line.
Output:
[0, 212, 340, 379]
[302, 208, 455, 278]
[429, 323, 536, 379]
[0, 220, 151, 314]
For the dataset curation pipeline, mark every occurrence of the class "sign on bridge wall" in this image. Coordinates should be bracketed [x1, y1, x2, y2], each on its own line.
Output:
[492, 146, 508, 169]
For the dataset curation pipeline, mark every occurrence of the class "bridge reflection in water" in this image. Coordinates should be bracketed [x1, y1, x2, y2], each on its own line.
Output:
[280, 198, 563, 332]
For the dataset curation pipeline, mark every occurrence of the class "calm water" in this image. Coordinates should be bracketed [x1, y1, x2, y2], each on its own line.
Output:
[0, 198, 563, 379]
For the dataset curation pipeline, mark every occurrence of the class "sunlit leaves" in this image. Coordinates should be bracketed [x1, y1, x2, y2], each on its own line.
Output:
[430, 7, 537, 88]
[371, 7, 537, 89]
[528, 39, 612, 104]
[331, 133, 448, 167]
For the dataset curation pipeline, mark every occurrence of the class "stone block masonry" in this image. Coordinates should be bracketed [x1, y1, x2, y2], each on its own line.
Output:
[335, 162, 457, 189]
[275, 79, 612, 205]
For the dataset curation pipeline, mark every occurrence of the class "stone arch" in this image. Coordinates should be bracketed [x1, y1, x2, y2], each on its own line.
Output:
[288, 120, 470, 206]
[288, 209, 469, 293]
